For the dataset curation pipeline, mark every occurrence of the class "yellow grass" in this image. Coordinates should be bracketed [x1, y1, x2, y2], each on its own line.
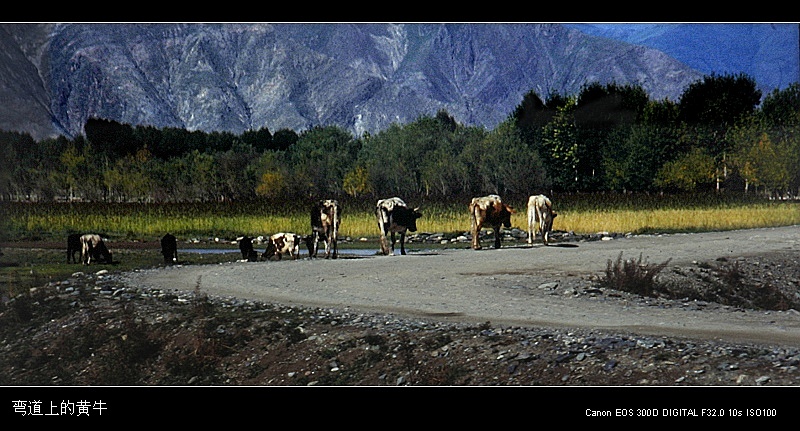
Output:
[318, 204, 799, 237]
[546, 206, 800, 234]
[2, 200, 798, 242]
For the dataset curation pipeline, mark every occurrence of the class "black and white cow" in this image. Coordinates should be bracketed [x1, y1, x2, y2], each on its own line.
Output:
[161, 233, 178, 264]
[470, 194, 515, 250]
[308, 199, 341, 259]
[376, 197, 422, 256]
[262, 233, 302, 261]
[80, 233, 113, 265]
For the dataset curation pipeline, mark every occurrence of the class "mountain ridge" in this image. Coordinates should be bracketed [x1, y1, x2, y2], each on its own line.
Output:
[2, 23, 786, 141]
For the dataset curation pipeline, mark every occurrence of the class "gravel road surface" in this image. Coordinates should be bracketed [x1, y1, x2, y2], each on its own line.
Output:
[124, 225, 800, 346]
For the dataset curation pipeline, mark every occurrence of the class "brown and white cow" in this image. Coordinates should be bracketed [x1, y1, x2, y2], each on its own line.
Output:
[376, 197, 422, 255]
[307, 199, 341, 259]
[80, 233, 113, 265]
[262, 233, 302, 261]
[527, 194, 557, 246]
[470, 194, 515, 250]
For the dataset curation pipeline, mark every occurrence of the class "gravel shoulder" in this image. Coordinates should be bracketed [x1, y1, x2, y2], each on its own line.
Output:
[124, 225, 800, 347]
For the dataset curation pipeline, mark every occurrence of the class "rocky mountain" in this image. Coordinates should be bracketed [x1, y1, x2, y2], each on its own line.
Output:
[564, 23, 799, 96]
[1, 23, 709, 141]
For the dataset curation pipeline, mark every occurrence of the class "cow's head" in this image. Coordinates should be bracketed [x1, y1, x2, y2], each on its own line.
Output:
[406, 207, 423, 232]
[262, 241, 277, 260]
[96, 242, 113, 263]
[500, 204, 515, 228]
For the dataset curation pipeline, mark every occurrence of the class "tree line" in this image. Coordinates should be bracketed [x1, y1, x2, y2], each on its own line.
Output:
[1, 73, 798, 203]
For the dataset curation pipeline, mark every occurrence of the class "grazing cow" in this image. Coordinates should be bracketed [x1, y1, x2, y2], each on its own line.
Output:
[80, 234, 113, 265]
[67, 233, 82, 263]
[161, 233, 178, 264]
[262, 233, 301, 261]
[470, 194, 515, 250]
[527, 195, 558, 246]
[308, 199, 341, 259]
[376, 197, 423, 255]
[238, 236, 258, 261]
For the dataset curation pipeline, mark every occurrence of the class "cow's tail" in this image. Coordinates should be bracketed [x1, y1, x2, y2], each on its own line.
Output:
[469, 200, 481, 249]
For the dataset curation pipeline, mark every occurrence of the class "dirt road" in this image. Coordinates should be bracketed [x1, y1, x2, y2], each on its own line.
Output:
[124, 225, 800, 346]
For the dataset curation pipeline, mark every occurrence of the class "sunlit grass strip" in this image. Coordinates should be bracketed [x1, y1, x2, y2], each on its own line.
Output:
[549, 205, 800, 234]
[2, 200, 798, 242]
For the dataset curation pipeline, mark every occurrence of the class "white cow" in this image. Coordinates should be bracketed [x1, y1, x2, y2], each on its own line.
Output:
[527, 195, 557, 246]
[80, 233, 113, 265]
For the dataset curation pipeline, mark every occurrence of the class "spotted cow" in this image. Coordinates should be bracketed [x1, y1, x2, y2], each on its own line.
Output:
[376, 197, 422, 256]
[262, 233, 302, 261]
[80, 234, 113, 265]
[469, 194, 515, 250]
[308, 199, 341, 259]
[527, 194, 557, 246]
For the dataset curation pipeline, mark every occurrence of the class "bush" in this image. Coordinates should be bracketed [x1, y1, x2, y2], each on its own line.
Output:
[602, 252, 671, 297]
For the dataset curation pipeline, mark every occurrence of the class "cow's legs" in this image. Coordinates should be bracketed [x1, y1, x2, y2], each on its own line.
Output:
[315, 232, 324, 257]
[537, 208, 549, 245]
[399, 231, 407, 255]
[379, 235, 391, 255]
[330, 226, 338, 259]
[493, 224, 502, 249]
[541, 219, 549, 245]
[470, 211, 482, 250]
[389, 232, 397, 255]
[82, 243, 92, 265]
[527, 215, 534, 245]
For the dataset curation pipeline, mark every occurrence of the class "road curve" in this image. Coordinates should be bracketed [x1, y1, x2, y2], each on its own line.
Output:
[124, 225, 800, 346]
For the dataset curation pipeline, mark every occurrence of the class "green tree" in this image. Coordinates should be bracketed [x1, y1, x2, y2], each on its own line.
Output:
[574, 82, 648, 129]
[679, 73, 762, 129]
[215, 143, 258, 201]
[655, 147, 716, 192]
[290, 126, 360, 197]
[102, 148, 153, 202]
[241, 127, 273, 153]
[540, 99, 580, 191]
[252, 151, 290, 199]
[342, 166, 373, 197]
[59, 143, 86, 201]
[758, 82, 800, 127]
[731, 129, 798, 197]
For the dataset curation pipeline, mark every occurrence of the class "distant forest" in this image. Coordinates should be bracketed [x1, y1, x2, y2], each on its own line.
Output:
[1, 73, 799, 203]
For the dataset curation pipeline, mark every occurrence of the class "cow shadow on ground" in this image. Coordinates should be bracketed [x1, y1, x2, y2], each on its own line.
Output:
[496, 243, 580, 250]
[546, 243, 579, 248]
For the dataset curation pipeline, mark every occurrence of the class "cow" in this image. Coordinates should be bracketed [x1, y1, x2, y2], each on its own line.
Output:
[67, 233, 82, 263]
[238, 236, 258, 261]
[308, 199, 341, 259]
[469, 194, 515, 250]
[161, 233, 178, 264]
[79, 233, 113, 265]
[376, 197, 422, 256]
[527, 195, 558, 246]
[262, 233, 302, 261]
